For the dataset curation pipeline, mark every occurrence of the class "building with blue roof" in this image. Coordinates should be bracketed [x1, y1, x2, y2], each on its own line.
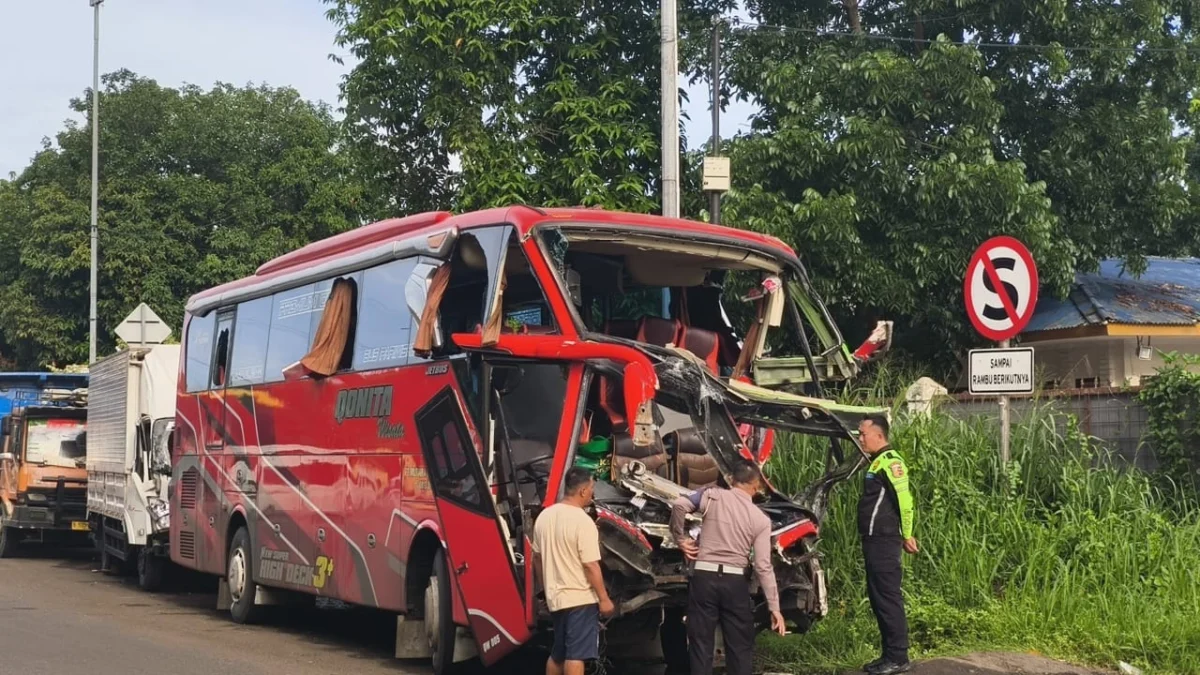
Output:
[1022, 257, 1200, 389]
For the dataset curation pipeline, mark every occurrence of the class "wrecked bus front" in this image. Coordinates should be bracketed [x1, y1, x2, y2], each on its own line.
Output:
[0, 404, 91, 557]
[452, 332, 885, 648]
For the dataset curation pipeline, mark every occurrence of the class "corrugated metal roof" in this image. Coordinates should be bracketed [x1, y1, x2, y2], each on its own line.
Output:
[1025, 257, 1200, 333]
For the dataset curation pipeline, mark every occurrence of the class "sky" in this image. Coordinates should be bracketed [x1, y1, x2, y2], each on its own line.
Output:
[0, 0, 755, 180]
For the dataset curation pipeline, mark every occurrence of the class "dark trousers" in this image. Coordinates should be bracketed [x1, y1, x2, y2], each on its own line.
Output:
[863, 536, 909, 664]
[686, 569, 756, 675]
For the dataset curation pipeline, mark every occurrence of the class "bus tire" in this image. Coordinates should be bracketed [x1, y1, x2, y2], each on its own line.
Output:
[227, 527, 263, 624]
[661, 608, 690, 674]
[0, 524, 18, 559]
[426, 550, 458, 675]
[137, 546, 165, 592]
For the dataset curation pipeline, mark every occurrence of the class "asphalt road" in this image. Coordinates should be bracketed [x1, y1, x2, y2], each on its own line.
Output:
[0, 546, 425, 675]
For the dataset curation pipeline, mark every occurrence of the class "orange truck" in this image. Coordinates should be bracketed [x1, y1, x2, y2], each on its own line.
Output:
[0, 399, 90, 557]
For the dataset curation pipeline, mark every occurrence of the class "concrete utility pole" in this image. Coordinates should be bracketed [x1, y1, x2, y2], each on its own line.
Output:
[660, 0, 680, 219]
[89, 0, 103, 364]
[709, 19, 721, 225]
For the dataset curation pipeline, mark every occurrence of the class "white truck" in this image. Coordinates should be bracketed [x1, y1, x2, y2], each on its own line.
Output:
[86, 345, 179, 591]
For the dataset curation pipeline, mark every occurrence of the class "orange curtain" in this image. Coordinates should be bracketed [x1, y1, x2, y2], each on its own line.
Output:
[733, 301, 766, 380]
[301, 278, 355, 377]
[414, 263, 452, 357]
[480, 271, 507, 346]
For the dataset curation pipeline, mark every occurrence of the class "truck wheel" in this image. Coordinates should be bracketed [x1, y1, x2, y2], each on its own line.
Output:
[137, 546, 165, 592]
[0, 525, 19, 559]
[227, 527, 263, 624]
[425, 550, 458, 675]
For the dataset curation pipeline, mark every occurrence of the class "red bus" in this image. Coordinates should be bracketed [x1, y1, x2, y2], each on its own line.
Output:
[171, 206, 888, 672]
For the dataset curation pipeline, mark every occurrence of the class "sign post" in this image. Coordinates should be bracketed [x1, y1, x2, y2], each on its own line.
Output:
[964, 237, 1039, 464]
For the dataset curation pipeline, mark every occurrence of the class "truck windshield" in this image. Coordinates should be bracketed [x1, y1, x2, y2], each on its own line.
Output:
[25, 419, 86, 468]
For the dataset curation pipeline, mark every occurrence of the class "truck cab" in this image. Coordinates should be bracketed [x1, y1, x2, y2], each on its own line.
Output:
[0, 403, 90, 557]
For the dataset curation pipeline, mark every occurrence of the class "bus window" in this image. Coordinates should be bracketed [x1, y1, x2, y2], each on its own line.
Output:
[355, 259, 418, 371]
[211, 311, 234, 389]
[301, 276, 359, 376]
[229, 296, 272, 386]
[265, 284, 318, 381]
[185, 312, 216, 392]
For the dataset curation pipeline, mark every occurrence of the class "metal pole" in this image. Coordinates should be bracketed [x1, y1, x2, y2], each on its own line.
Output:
[709, 19, 721, 225]
[999, 338, 1011, 464]
[89, 0, 103, 364]
[660, 0, 679, 219]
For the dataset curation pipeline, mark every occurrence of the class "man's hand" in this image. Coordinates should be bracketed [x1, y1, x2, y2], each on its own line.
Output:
[599, 597, 615, 617]
[770, 611, 787, 636]
[679, 538, 699, 561]
[903, 537, 919, 555]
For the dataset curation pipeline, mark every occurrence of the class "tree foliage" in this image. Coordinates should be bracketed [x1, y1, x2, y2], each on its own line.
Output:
[325, 0, 729, 214]
[722, 0, 1200, 359]
[0, 71, 364, 368]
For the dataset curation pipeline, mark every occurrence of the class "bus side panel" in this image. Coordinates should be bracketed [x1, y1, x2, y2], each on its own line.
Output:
[342, 364, 448, 613]
[244, 377, 370, 607]
[171, 395, 228, 576]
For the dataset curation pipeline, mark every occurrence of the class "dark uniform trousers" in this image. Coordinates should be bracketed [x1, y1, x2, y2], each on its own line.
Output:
[686, 569, 756, 675]
[863, 535, 910, 663]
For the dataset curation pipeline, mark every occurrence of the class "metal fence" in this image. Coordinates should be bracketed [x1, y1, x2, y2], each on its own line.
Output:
[943, 388, 1158, 471]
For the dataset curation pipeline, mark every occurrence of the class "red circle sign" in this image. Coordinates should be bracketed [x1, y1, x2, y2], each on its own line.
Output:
[963, 236, 1039, 342]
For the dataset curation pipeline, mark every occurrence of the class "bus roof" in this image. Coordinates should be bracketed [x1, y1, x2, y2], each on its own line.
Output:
[191, 206, 797, 310]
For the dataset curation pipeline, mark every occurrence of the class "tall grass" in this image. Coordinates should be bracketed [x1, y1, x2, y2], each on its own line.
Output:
[760, 396, 1200, 674]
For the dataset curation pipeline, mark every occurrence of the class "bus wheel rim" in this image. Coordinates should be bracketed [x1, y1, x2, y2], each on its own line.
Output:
[229, 548, 248, 603]
[425, 576, 440, 653]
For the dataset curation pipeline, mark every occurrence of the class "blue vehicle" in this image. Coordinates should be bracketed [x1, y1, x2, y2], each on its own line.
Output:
[0, 373, 89, 417]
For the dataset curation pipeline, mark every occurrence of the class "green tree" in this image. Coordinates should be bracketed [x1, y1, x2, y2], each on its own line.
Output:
[325, 0, 729, 214]
[0, 71, 365, 368]
[722, 0, 1200, 359]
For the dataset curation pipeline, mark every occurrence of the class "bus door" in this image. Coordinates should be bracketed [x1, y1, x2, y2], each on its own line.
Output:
[415, 386, 531, 665]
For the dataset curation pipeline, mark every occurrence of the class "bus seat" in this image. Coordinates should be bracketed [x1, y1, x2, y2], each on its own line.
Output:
[605, 320, 639, 340]
[667, 428, 719, 489]
[638, 317, 681, 347]
[611, 432, 670, 479]
[679, 325, 720, 373]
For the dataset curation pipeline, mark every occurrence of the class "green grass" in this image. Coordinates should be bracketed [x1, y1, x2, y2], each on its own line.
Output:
[759, 397, 1200, 675]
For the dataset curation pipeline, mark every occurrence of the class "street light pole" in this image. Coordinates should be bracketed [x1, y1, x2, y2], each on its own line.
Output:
[89, 0, 102, 364]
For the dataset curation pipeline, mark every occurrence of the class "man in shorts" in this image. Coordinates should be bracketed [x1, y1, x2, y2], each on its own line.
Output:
[532, 467, 615, 675]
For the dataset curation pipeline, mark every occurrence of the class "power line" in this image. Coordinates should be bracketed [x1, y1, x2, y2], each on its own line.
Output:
[732, 20, 1200, 55]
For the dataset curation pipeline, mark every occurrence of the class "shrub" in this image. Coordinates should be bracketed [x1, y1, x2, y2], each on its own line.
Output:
[760, 400, 1200, 674]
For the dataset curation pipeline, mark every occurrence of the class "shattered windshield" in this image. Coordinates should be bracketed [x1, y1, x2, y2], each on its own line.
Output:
[25, 418, 86, 468]
[539, 225, 816, 374]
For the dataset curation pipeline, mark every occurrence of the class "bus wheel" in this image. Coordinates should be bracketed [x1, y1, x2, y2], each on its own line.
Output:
[227, 527, 263, 624]
[661, 608, 690, 674]
[137, 546, 165, 592]
[0, 524, 19, 559]
[425, 550, 458, 675]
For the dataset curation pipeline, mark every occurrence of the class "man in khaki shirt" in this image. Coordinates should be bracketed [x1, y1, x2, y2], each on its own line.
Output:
[671, 460, 786, 675]
[532, 467, 614, 675]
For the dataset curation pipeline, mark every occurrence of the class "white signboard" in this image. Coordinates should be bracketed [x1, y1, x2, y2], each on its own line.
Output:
[968, 348, 1034, 395]
[115, 303, 172, 346]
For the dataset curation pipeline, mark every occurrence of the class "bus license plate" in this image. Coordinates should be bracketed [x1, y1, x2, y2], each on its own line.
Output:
[71, 521, 90, 532]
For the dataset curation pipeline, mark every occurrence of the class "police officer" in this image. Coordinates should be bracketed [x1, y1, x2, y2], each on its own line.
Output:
[670, 460, 786, 675]
[857, 414, 918, 675]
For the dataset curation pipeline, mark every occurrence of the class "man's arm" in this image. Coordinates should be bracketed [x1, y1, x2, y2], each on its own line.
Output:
[751, 524, 781, 614]
[885, 457, 915, 540]
[668, 495, 698, 545]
